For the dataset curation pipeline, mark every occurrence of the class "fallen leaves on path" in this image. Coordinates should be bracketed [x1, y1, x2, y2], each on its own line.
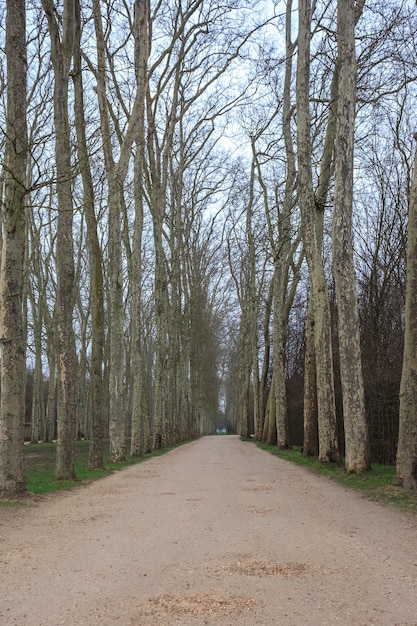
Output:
[224, 560, 308, 577]
[133, 592, 256, 621]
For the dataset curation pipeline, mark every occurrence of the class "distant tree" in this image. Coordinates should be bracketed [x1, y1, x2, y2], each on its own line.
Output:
[396, 133, 417, 489]
[145, 0, 261, 446]
[356, 126, 408, 463]
[227, 219, 254, 440]
[27, 209, 45, 444]
[0, 0, 28, 496]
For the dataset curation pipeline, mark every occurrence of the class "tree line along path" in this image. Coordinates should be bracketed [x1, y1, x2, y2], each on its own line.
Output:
[1, 435, 417, 625]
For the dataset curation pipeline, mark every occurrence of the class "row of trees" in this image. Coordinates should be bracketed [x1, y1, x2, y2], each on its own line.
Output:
[1, 0, 417, 496]
[223, 0, 417, 486]
[1, 0, 249, 494]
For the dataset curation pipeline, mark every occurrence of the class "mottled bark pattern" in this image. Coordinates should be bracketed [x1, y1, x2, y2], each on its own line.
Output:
[272, 0, 297, 450]
[296, 0, 340, 463]
[42, 0, 78, 481]
[273, 270, 291, 449]
[333, 0, 370, 473]
[0, 0, 28, 496]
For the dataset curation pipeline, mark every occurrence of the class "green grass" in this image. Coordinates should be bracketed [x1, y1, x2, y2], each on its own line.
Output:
[0, 439, 184, 502]
[255, 442, 417, 516]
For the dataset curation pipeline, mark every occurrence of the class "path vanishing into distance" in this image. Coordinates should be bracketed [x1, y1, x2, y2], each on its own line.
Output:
[1, 435, 417, 625]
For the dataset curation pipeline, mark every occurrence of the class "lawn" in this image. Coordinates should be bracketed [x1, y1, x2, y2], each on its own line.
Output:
[255, 442, 417, 516]
[6, 439, 179, 498]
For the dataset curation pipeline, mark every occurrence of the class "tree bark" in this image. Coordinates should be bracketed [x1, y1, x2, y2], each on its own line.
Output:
[259, 280, 273, 441]
[272, 1, 298, 450]
[92, 0, 147, 461]
[0, 0, 28, 496]
[42, 0, 77, 481]
[272, 267, 291, 449]
[91, 0, 122, 460]
[333, 0, 370, 473]
[130, 0, 150, 457]
[73, 0, 105, 470]
[296, 0, 340, 463]
[302, 300, 319, 456]
[266, 375, 277, 445]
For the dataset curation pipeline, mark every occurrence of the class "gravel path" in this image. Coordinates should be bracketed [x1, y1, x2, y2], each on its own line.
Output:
[1, 435, 417, 625]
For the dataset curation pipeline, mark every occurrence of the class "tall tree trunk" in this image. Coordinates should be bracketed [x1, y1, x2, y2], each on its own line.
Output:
[0, 0, 28, 496]
[272, 1, 297, 450]
[245, 159, 261, 442]
[73, 0, 105, 469]
[300, 2, 366, 460]
[92, 0, 124, 462]
[395, 134, 417, 489]
[333, 0, 370, 473]
[130, 0, 150, 457]
[42, 0, 77, 481]
[296, 0, 340, 463]
[93, 0, 145, 461]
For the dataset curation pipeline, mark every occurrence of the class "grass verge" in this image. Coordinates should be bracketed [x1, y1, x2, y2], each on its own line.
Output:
[255, 442, 417, 517]
[0, 439, 185, 504]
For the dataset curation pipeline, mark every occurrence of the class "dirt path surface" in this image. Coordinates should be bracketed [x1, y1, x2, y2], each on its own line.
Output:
[1, 436, 417, 625]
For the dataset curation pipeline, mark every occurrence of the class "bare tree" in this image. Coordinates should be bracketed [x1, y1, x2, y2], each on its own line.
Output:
[145, 0, 261, 447]
[72, 0, 106, 469]
[0, 0, 28, 496]
[42, 0, 77, 480]
[332, 0, 370, 472]
[130, 0, 151, 457]
[267, 0, 302, 449]
[396, 132, 417, 489]
[92, 0, 148, 462]
[296, 0, 340, 463]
